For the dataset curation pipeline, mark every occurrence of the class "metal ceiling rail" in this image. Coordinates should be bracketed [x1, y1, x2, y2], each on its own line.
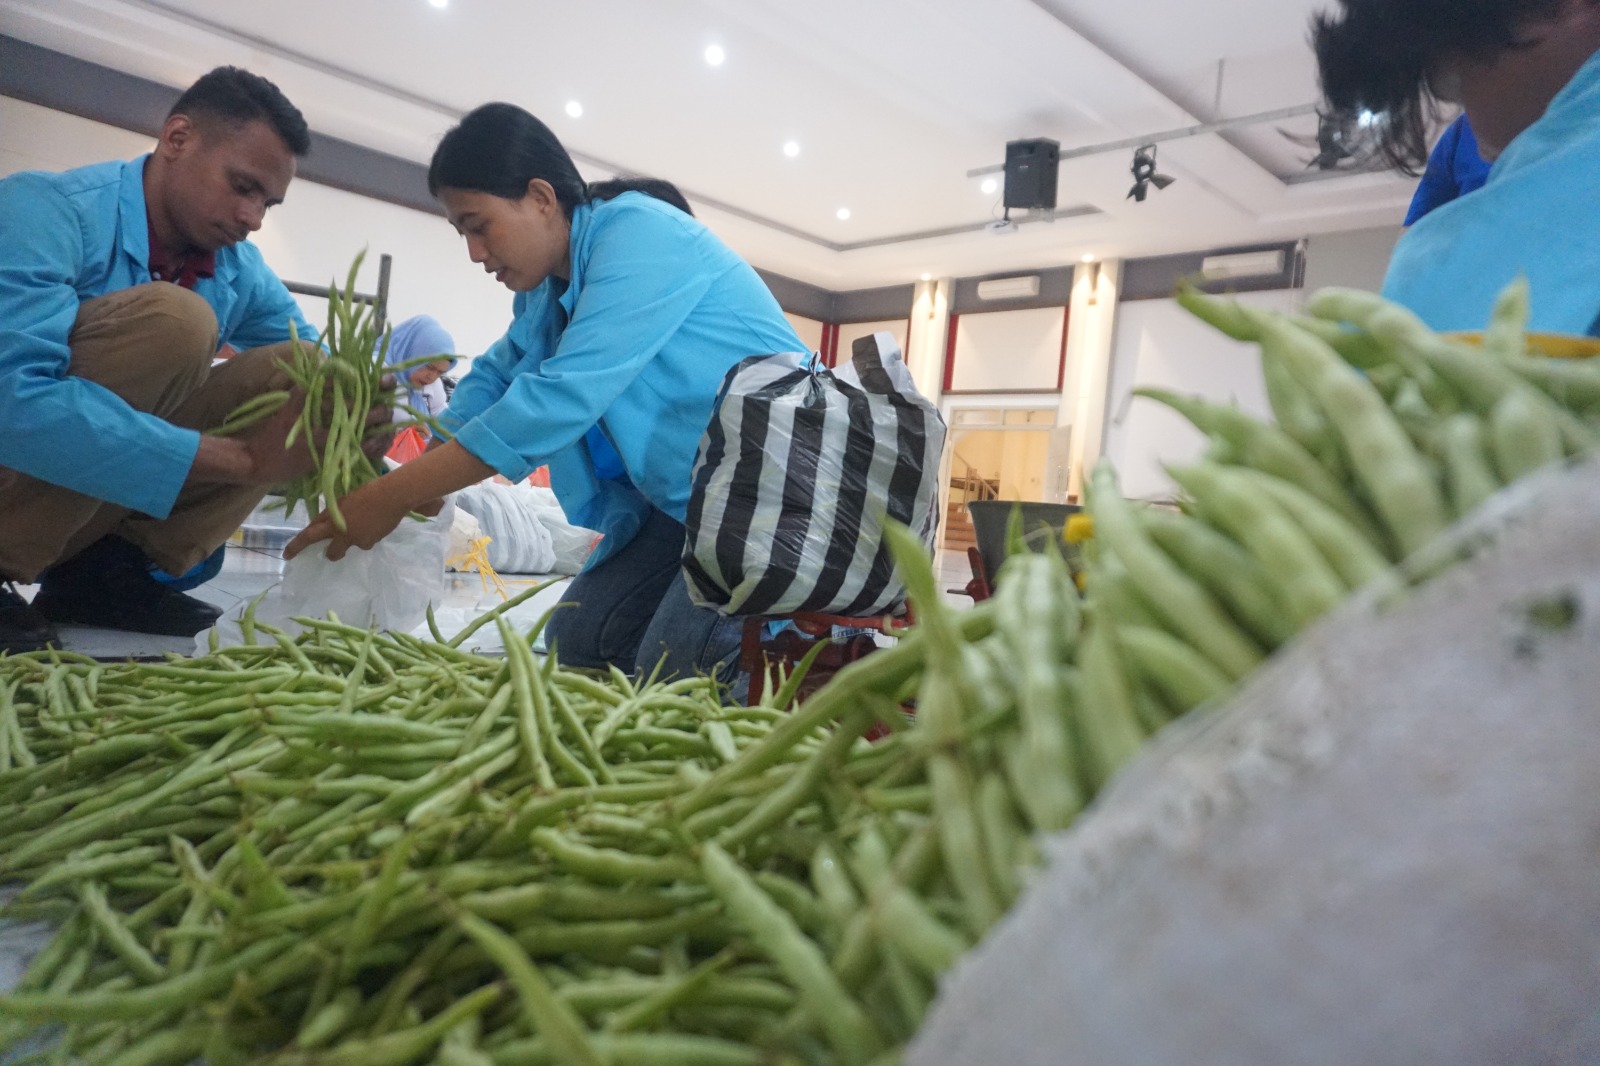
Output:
[965, 103, 1322, 177]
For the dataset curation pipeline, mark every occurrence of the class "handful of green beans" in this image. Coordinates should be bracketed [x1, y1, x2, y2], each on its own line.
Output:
[2, 280, 1595, 1064]
[214, 252, 445, 532]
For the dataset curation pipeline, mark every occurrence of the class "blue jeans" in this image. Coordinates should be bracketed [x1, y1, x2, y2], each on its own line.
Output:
[544, 508, 744, 685]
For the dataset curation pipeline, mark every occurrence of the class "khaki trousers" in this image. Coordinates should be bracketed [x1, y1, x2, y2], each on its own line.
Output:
[0, 284, 296, 583]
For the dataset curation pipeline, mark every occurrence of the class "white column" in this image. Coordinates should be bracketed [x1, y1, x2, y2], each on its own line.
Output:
[1061, 259, 1121, 500]
[905, 277, 951, 404]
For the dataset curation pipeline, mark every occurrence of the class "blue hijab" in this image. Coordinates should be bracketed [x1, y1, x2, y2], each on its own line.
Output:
[384, 315, 457, 382]
[384, 315, 457, 418]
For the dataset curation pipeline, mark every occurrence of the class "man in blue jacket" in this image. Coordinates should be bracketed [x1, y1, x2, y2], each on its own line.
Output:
[0, 67, 341, 651]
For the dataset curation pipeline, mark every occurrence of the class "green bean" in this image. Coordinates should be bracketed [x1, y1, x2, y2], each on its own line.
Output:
[1440, 414, 1503, 518]
[1074, 615, 1147, 794]
[1490, 389, 1565, 483]
[490, 1032, 768, 1066]
[1088, 463, 1263, 679]
[1135, 387, 1381, 544]
[1256, 313, 1450, 558]
[459, 913, 604, 1066]
[1139, 509, 1297, 649]
[1168, 463, 1347, 628]
[991, 551, 1082, 832]
[1233, 468, 1391, 590]
[700, 841, 881, 1064]
[1117, 625, 1234, 710]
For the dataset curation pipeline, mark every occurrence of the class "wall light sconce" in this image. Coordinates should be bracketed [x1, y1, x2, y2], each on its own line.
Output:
[1085, 260, 1102, 306]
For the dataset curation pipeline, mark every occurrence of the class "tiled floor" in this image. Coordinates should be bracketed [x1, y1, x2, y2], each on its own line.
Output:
[14, 545, 978, 662]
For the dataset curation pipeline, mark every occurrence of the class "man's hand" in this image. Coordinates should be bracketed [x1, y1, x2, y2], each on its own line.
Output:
[189, 386, 398, 488]
[238, 385, 319, 487]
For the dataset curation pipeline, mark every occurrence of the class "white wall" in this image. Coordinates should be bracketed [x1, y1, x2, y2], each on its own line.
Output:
[1101, 289, 1300, 501]
[950, 307, 1065, 393]
[784, 313, 824, 356]
[1304, 226, 1403, 294]
[0, 96, 512, 360]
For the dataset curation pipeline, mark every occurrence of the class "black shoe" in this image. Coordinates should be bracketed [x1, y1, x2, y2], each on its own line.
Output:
[1, 581, 58, 654]
[33, 537, 223, 638]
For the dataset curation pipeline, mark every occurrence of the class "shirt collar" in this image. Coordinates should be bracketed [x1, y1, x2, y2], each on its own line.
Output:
[130, 151, 216, 288]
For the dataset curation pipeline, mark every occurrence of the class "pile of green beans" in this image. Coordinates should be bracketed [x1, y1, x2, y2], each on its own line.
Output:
[2, 281, 1595, 1064]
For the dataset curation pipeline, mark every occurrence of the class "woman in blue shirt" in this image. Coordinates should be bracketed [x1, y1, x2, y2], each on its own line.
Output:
[288, 103, 805, 682]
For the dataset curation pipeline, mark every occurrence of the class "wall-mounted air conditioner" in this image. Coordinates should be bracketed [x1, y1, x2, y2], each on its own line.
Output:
[1198, 250, 1286, 280]
[975, 275, 1042, 301]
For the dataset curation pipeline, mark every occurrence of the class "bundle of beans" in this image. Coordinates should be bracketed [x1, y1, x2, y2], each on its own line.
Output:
[1078, 279, 1600, 732]
[1, 283, 1595, 1064]
[214, 252, 442, 531]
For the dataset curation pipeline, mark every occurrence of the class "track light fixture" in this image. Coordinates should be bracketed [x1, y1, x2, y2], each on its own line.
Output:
[1128, 144, 1176, 202]
[1312, 110, 1359, 170]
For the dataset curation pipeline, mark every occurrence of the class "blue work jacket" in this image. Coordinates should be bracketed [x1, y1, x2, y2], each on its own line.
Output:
[440, 193, 805, 567]
[0, 156, 315, 517]
[1385, 51, 1600, 337]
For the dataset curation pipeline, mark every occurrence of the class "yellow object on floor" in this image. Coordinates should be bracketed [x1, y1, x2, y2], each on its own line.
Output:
[447, 536, 509, 601]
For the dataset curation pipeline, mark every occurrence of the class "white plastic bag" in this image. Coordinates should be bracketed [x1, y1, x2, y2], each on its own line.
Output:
[454, 482, 599, 576]
[198, 500, 456, 652]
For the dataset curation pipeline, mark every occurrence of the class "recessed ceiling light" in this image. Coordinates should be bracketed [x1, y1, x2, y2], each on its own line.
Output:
[705, 44, 726, 67]
[783, 140, 800, 158]
[565, 100, 583, 119]
[428, 0, 447, 8]
[921, 273, 932, 281]
[836, 208, 851, 221]
[981, 177, 999, 195]
[1081, 254, 1095, 263]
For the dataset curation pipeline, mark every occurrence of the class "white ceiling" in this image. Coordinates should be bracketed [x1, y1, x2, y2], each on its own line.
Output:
[0, 0, 1414, 289]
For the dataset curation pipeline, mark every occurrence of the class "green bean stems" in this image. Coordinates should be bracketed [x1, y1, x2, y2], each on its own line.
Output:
[2, 279, 1595, 1064]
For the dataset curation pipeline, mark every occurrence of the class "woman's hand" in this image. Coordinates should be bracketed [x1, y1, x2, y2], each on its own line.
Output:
[283, 439, 495, 562]
[283, 476, 412, 562]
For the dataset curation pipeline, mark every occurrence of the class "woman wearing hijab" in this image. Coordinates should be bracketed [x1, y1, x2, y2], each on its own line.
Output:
[383, 314, 457, 429]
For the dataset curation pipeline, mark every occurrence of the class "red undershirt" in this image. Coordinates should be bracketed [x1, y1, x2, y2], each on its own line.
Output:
[145, 218, 216, 290]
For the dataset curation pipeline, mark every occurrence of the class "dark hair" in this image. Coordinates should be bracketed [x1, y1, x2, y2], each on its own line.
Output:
[169, 66, 310, 157]
[1312, 0, 1563, 172]
[429, 102, 691, 216]
[588, 177, 694, 216]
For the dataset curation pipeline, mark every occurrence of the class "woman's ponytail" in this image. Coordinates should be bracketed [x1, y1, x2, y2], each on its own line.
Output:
[586, 177, 694, 217]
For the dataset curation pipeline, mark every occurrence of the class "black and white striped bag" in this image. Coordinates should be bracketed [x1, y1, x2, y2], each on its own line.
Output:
[683, 333, 946, 617]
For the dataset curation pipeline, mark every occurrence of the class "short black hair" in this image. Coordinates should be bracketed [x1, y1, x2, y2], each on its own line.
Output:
[1312, 0, 1565, 172]
[168, 66, 311, 157]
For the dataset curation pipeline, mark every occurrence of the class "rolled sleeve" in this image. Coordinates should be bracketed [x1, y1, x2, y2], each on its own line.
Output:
[0, 176, 199, 516]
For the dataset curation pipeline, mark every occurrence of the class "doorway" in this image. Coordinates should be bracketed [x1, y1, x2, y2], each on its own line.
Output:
[941, 405, 1069, 554]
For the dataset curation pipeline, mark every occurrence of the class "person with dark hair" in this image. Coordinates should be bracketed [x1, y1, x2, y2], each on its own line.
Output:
[1313, 0, 1600, 333]
[287, 102, 806, 687]
[0, 66, 382, 652]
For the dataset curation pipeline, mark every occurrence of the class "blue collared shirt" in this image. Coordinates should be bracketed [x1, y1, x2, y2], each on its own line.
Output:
[438, 193, 805, 567]
[1385, 50, 1600, 336]
[0, 156, 316, 517]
